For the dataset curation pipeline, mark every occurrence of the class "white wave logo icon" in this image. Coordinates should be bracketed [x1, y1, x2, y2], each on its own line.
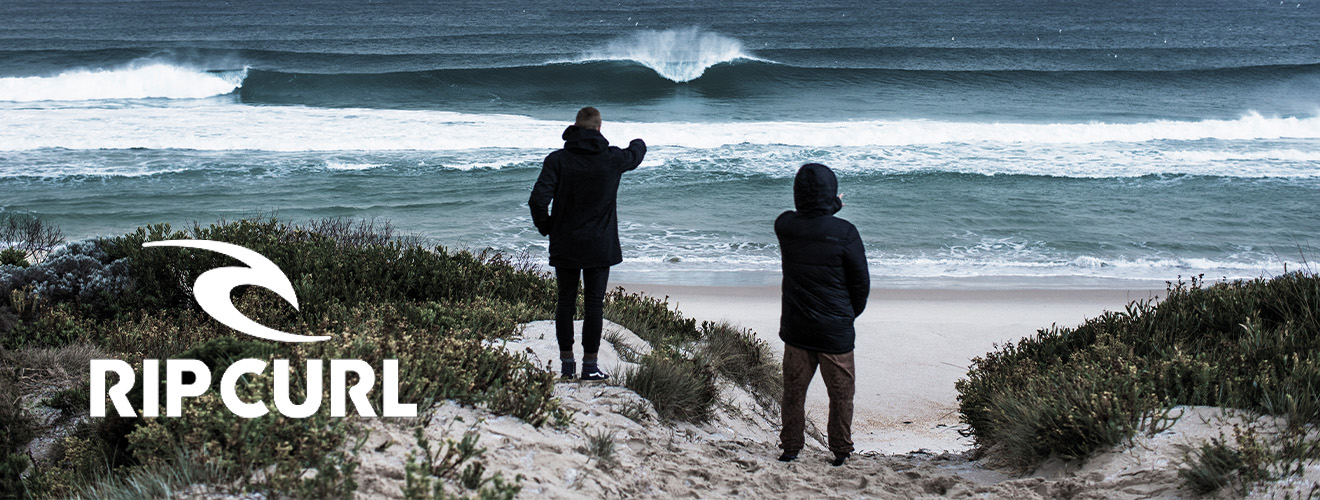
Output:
[142, 240, 330, 343]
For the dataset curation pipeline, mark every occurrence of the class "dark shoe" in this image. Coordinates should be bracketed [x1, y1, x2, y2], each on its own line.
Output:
[580, 367, 610, 381]
[831, 453, 849, 467]
[560, 361, 576, 380]
[778, 452, 798, 462]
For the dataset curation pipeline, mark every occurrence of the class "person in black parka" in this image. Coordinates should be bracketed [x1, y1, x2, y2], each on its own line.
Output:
[528, 106, 646, 381]
[775, 163, 870, 467]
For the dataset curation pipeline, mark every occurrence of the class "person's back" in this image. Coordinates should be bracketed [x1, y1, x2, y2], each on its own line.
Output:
[529, 107, 645, 381]
[775, 165, 869, 354]
[534, 125, 640, 268]
[774, 163, 869, 467]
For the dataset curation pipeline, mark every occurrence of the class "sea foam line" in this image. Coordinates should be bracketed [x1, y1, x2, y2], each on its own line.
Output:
[2, 105, 1317, 152]
[617, 253, 1299, 281]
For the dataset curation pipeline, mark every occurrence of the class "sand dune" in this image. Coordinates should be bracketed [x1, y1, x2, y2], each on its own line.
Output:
[349, 319, 1317, 499]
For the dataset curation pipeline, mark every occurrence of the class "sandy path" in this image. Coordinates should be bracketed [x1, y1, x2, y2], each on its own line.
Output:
[618, 284, 1164, 453]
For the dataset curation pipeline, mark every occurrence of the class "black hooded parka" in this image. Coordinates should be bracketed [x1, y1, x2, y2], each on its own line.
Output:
[529, 125, 646, 269]
[775, 163, 870, 354]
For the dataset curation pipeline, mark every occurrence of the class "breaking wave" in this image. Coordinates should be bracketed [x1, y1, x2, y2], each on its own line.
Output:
[0, 62, 246, 102]
[566, 27, 768, 82]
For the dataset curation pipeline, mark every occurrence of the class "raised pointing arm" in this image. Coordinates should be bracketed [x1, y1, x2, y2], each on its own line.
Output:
[618, 138, 646, 172]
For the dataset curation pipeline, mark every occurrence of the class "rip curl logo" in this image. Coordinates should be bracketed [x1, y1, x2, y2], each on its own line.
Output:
[142, 240, 330, 343]
[90, 240, 415, 418]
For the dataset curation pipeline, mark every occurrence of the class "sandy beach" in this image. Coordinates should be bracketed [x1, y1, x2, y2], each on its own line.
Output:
[619, 283, 1166, 454]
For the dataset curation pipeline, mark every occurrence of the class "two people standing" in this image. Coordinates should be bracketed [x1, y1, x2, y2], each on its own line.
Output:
[529, 108, 868, 466]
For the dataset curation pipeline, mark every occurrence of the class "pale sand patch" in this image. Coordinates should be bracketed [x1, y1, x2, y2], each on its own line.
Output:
[617, 284, 1165, 454]
[350, 320, 1304, 499]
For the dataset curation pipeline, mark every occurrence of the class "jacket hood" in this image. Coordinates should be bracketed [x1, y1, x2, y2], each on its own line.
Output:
[562, 125, 608, 154]
[793, 163, 843, 216]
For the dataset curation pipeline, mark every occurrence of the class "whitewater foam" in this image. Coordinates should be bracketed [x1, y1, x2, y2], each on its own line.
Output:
[608, 251, 1295, 283]
[614, 251, 1294, 281]
[324, 160, 384, 171]
[0, 62, 246, 102]
[570, 27, 768, 82]
[3, 105, 1318, 163]
[1162, 149, 1320, 163]
[481, 218, 1299, 282]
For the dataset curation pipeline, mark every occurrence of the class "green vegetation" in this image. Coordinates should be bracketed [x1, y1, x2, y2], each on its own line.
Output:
[957, 272, 1320, 493]
[581, 427, 618, 466]
[605, 291, 782, 422]
[0, 364, 36, 497]
[69, 448, 232, 500]
[1179, 434, 1258, 495]
[0, 212, 64, 265]
[0, 215, 781, 498]
[402, 425, 522, 500]
[0, 216, 563, 498]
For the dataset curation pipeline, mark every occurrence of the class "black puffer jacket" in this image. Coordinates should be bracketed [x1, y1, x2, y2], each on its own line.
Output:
[528, 125, 646, 269]
[775, 163, 870, 354]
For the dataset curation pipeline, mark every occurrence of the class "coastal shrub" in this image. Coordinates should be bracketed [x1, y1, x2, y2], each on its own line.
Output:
[0, 239, 131, 319]
[84, 297, 559, 495]
[613, 399, 652, 423]
[44, 387, 90, 415]
[622, 351, 720, 423]
[301, 216, 401, 248]
[402, 426, 522, 500]
[92, 307, 232, 361]
[69, 447, 232, 500]
[99, 218, 556, 319]
[303, 300, 562, 424]
[699, 320, 782, 410]
[1180, 437, 1248, 494]
[0, 248, 26, 267]
[581, 427, 618, 466]
[604, 288, 700, 346]
[124, 367, 361, 498]
[1, 287, 39, 335]
[0, 212, 787, 497]
[4, 303, 96, 349]
[0, 363, 36, 497]
[605, 289, 784, 422]
[958, 273, 1320, 475]
[0, 212, 64, 264]
[0, 451, 28, 498]
[25, 435, 108, 498]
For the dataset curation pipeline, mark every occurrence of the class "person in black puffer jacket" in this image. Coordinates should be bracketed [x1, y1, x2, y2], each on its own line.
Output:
[774, 163, 870, 467]
[528, 106, 646, 381]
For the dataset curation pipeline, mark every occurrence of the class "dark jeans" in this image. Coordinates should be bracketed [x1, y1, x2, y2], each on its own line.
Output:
[780, 343, 856, 455]
[555, 266, 610, 355]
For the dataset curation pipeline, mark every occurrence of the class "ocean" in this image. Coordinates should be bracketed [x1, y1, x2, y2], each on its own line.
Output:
[1, 0, 1317, 287]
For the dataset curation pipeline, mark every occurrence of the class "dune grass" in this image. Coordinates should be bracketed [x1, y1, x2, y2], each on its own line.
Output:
[957, 272, 1320, 492]
[604, 291, 783, 423]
